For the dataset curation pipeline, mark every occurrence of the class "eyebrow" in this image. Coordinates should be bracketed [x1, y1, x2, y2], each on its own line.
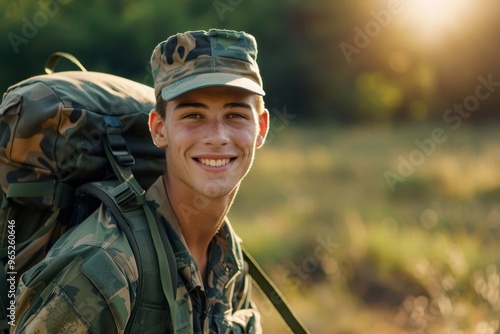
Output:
[225, 102, 252, 110]
[174, 102, 207, 110]
[174, 101, 252, 110]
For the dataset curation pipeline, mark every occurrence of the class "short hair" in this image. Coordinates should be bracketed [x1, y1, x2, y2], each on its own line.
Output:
[155, 94, 265, 119]
[156, 97, 168, 119]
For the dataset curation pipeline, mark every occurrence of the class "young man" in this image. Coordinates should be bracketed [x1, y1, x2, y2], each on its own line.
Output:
[13, 29, 269, 333]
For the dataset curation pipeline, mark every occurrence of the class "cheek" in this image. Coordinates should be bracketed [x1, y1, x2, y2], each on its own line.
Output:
[239, 122, 259, 141]
[166, 125, 196, 146]
[238, 133, 260, 158]
[164, 129, 191, 162]
[234, 127, 256, 147]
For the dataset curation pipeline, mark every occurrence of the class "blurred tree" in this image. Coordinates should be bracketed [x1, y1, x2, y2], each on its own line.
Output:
[1, 0, 499, 123]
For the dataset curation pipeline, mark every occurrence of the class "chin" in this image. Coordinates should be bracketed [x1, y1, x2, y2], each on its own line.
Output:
[201, 181, 239, 199]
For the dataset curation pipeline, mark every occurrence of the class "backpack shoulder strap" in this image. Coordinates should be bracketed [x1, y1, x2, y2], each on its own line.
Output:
[85, 117, 191, 333]
[78, 181, 176, 333]
[242, 247, 310, 334]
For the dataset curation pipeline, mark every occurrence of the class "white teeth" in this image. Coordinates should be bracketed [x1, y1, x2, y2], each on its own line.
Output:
[199, 158, 231, 167]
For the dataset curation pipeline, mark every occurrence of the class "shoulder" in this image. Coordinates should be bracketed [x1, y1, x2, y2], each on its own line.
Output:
[16, 204, 139, 333]
[47, 204, 138, 281]
[17, 244, 136, 333]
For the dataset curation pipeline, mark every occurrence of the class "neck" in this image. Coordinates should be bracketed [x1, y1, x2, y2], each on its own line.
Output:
[164, 177, 237, 276]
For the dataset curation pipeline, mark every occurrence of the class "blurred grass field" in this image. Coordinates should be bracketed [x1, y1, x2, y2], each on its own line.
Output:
[229, 121, 500, 334]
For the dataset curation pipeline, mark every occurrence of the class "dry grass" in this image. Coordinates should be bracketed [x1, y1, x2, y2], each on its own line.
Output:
[230, 122, 500, 334]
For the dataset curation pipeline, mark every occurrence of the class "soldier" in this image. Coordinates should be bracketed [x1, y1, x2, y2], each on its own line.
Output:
[13, 29, 269, 333]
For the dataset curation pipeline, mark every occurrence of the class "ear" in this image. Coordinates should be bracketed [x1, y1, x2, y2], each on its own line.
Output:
[255, 108, 270, 149]
[149, 109, 168, 147]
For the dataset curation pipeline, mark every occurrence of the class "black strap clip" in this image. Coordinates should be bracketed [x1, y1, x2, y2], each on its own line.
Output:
[103, 116, 135, 167]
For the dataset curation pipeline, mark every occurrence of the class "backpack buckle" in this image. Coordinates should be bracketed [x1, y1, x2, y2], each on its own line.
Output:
[110, 181, 145, 210]
[106, 132, 135, 167]
[103, 116, 135, 167]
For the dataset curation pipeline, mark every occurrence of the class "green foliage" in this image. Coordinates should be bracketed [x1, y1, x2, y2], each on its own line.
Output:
[2, 0, 499, 123]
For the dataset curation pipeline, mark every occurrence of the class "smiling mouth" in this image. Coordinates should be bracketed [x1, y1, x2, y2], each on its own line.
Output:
[198, 158, 233, 167]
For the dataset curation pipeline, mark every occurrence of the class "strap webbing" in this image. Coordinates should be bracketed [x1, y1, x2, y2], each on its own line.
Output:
[142, 202, 181, 331]
[44, 52, 87, 74]
[6, 182, 54, 198]
[242, 247, 310, 334]
[6, 182, 74, 209]
[101, 123, 184, 332]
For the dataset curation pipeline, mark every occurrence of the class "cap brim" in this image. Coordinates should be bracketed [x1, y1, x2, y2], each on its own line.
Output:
[161, 72, 265, 101]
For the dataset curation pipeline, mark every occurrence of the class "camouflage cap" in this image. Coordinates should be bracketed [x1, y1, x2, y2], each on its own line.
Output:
[150, 29, 265, 101]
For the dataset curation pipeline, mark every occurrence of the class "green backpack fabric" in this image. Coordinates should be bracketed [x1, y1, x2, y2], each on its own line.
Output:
[0, 54, 180, 333]
[0, 66, 164, 267]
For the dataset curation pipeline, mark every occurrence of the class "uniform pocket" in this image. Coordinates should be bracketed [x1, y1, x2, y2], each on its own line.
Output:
[21, 285, 95, 334]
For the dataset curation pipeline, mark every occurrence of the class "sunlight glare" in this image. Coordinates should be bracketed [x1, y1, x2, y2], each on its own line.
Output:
[402, 0, 470, 40]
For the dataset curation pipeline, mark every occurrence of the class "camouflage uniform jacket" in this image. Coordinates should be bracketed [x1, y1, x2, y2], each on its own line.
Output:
[13, 177, 261, 333]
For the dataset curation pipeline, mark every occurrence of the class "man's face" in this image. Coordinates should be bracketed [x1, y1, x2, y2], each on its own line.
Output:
[150, 86, 269, 200]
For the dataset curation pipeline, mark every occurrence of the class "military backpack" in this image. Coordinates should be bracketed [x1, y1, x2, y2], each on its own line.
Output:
[0, 53, 181, 333]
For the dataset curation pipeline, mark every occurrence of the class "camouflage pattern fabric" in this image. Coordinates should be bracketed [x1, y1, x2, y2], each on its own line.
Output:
[0, 71, 165, 209]
[150, 29, 265, 101]
[0, 70, 165, 286]
[13, 177, 261, 333]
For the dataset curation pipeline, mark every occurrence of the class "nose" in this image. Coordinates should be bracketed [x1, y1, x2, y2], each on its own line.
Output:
[202, 118, 229, 147]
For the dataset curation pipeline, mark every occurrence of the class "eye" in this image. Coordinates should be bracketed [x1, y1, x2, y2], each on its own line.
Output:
[226, 113, 248, 119]
[182, 113, 203, 119]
